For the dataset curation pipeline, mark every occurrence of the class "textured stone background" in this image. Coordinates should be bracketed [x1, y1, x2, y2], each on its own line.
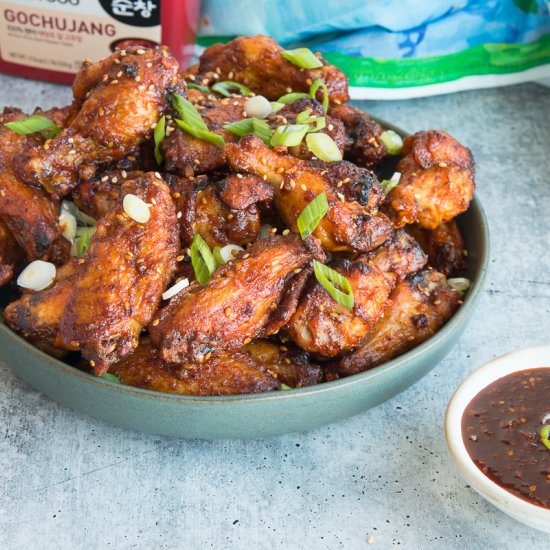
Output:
[0, 76, 548, 549]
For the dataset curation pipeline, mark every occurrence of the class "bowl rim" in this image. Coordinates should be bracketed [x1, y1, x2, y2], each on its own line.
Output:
[445, 346, 550, 521]
[0, 194, 490, 405]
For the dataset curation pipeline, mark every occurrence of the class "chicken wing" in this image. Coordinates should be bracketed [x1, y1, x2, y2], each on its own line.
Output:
[58, 173, 179, 374]
[338, 270, 460, 375]
[3, 260, 78, 357]
[387, 130, 475, 229]
[16, 46, 181, 197]
[188, 35, 349, 104]
[226, 135, 392, 253]
[149, 234, 324, 364]
[407, 220, 468, 277]
[0, 108, 70, 263]
[329, 103, 390, 167]
[285, 230, 426, 357]
[0, 218, 23, 286]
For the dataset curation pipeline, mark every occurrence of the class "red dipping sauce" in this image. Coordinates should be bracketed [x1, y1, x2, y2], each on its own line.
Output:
[462, 368, 550, 509]
[0, 0, 200, 84]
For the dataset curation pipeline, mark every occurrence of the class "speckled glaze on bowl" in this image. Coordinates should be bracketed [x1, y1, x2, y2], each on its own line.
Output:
[0, 122, 489, 439]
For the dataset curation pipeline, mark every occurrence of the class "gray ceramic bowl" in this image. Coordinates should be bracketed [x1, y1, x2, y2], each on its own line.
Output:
[0, 123, 489, 439]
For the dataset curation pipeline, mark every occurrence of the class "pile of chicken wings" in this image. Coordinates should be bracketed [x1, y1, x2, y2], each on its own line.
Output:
[0, 36, 475, 395]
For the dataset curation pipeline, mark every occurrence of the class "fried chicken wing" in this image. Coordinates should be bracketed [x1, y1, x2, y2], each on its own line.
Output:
[168, 174, 262, 249]
[286, 230, 426, 357]
[329, 103, 390, 167]
[58, 173, 179, 374]
[149, 234, 323, 364]
[3, 260, 78, 357]
[188, 35, 349, 104]
[16, 46, 181, 197]
[387, 130, 475, 229]
[0, 108, 69, 263]
[226, 135, 392, 252]
[338, 270, 460, 375]
[407, 220, 468, 277]
[0, 218, 23, 286]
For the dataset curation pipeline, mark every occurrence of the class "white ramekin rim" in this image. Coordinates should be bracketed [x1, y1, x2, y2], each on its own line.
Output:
[445, 346, 550, 532]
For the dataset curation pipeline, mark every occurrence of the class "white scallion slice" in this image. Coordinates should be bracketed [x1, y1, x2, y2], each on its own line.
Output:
[447, 277, 471, 294]
[380, 172, 401, 194]
[211, 81, 252, 97]
[380, 130, 404, 155]
[123, 193, 150, 223]
[59, 208, 77, 243]
[306, 133, 342, 162]
[309, 79, 329, 111]
[270, 124, 310, 147]
[62, 201, 96, 227]
[282, 48, 323, 69]
[313, 260, 354, 310]
[162, 277, 190, 300]
[244, 95, 271, 118]
[17, 260, 56, 291]
[297, 192, 329, 239]
[154, 114, 166, 165]
[190, 234, 217, 286]
[4, 115, 60, 138]
[213, 244, 244, 265]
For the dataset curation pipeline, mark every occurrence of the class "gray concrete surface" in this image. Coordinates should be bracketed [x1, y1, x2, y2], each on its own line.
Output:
[0, 75, 548, 550]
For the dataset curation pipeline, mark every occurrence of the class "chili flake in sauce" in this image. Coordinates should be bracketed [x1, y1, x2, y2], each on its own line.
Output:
[462, 368, 550, 509]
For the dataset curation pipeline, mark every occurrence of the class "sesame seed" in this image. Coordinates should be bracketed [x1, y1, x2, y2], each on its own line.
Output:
[172, 192, 181, 199]
[337, 192, 345, 202]
[236, 173, 243, 179]
[176, 255, 184, 262]
[318, 304, 324, 312]
[68, 137, 74, 143]
[121, 170, 127, 178]
[176, 211, 182, 219]
[152, 319, 160, 326]
[120, 50, 127, 56]
[116, 71, 123, 78]
[90, 360, 96, 367]
[102, 74, 109, 81]
[68, 149, 76, 155]
[146, 62, 152, 68]
[225, 307, 232, 316]
[111, 79, 119, 85]
[328, 124, 334, 131]
[113, 58, 120, 64]
[154, 171, 161, 179]
[78, 258, 85, 264]
[282, 229, 290, 236]
[70, 340, 79, 347]
[136, 49, 145, 55]
[227, 213, 234, 220]
[243, 337, 252, 345]
[300, 184, 307, 191]
[111, 177, 118, 183]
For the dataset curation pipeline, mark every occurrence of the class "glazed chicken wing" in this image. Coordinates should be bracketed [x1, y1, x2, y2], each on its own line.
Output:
[149, 234, 323, 364]
[109, 338, 321, 395]
[286, 230, 426, 357]
[0, 108, 69, 263]
[387, 130, 475, 229]
[338, 270, 460, 375]
[329, 103, 390, 167]
[16, 46, 181, 197]
[188, 35, 349, 104]
[226, 135, 392, 253]
[58, 173, 179, 374]
[0, 218, 23, 286]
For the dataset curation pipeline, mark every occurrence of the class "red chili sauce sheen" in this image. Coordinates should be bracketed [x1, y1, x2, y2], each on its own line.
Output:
[462, 368, 550, 509]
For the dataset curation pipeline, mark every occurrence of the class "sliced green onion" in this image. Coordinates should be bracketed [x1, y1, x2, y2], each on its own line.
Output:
[187, 82, 210, 93]
[541, 425, 550, 451]
[61, 201, 96, 227]
[213, 244, 244, 265]
[447, 277, 471, 296]
[277, 92, 309, 105]
[309, 79, 329, 112]
[295, 109, 327, 132]
[175, 119, 224, 147]
[380, 172, 401, 194]
[72, 227, 96, 258]
[270, 124, 310, 147]
[190, 234, 217, 286]
[313, 260, 354, 310]
[297, 192, 329, 239]
[100, 373, 120, 383]
[252, 118, 274, 144]
[211, 81, 252, 97]
[270, 101, 285, 113]
[282, 48, 323, 69]
[280, 383, 292, 391]
[59, 209, 77, 243]
[153, 115, 166, 165]
[172, 93, 208, 131]
[224, 117, 273, 145]
[306, 133, 342, 162]
[4, 115, 61, 138]
[380, 130, 404, 155]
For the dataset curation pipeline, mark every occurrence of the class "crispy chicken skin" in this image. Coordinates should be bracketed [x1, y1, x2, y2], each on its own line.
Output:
[387, 130, 475, 229]
[286, 230, 426, 357]
[226, 135, 392, 252]
[0, 108, 70, 264]
[168, 174, 262, 249]
[0, 218, 23, 286]
[58, 173, 179, 375]
[329, 103, 390, 167]
[407, 220, 468, 277]
[3, 260, 78, 357]
[338, 270, 460, 375]
[149, 234, 323, 364]
[16, 46, 181, 197]
[109, 339, 321, 395]
[188, 35, 349, 104]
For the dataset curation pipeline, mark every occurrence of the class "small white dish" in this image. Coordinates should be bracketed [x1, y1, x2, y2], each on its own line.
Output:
[445, 346, 550, 533]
